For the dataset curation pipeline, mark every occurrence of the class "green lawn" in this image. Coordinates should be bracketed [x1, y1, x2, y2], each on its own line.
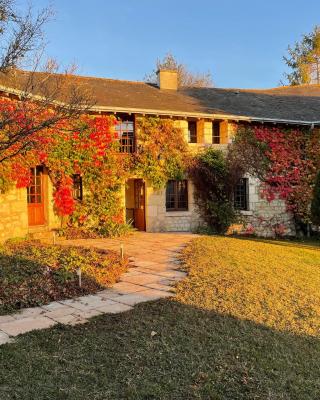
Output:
[1, 237, 320, 399]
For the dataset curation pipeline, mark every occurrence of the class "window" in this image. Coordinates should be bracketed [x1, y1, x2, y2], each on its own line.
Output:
[234, 178, 249, 211]
[188, 121, 197, 143]
[115, 117, 135, 153]
[27, 167, 43, 204]
[72, 174, 83, 201]
[166, 180, 188, 211]
[212, 121, 221, 144]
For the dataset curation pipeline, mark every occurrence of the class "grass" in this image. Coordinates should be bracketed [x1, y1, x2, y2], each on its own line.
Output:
[178, 236, 320, 336]
[0, 240, 127, 314]
[1, 236, 320, 399]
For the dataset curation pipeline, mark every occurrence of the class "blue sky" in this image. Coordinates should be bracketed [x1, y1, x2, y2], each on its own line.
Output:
[29, 0, 320, 88]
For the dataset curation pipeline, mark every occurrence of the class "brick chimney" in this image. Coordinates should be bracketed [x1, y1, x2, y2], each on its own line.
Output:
[157, 69, 178, 90]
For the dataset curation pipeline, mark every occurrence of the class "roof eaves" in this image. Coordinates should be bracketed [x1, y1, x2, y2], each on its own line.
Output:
[92, 105, 316, 126]
[0, 84, 317, 127]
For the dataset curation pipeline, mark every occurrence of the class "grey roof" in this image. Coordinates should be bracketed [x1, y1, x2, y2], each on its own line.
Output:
[0, 70, 320, 124]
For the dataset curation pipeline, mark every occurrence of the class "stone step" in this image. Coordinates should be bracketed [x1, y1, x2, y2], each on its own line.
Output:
[28, 230, 55, 243]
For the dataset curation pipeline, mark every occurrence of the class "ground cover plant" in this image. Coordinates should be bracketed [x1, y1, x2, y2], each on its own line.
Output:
[0, 240, 127, 314]
[1, 236, 320, 399]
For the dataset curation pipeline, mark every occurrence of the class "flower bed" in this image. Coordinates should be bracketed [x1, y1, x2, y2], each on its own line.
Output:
[0, 240, 127, 314]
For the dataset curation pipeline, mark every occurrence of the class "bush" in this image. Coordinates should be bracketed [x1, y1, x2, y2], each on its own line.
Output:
[189, 148, 238, 234]
[0, 241, 127, 314]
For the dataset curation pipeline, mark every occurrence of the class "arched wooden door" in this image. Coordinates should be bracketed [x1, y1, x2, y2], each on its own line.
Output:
[27, 167, 46, 226]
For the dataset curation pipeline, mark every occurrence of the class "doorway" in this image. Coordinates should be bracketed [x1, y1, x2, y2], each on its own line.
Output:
[27, 166, 46, 226]
[125, 179, 146, 231]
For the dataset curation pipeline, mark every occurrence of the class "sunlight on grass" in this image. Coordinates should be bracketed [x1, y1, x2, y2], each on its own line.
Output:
[177, 236, 320, 336]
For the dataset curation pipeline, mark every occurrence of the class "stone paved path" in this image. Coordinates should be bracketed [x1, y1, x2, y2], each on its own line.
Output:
[0, 232, 195, 345]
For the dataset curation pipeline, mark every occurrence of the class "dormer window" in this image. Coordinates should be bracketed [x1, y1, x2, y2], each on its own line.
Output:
[115, 115, 135, 153]
[212, 121, 221, 144]
[188, 121, 197, 143]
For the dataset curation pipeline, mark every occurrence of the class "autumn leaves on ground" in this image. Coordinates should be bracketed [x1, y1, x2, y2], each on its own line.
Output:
[1, 236, 320, 399]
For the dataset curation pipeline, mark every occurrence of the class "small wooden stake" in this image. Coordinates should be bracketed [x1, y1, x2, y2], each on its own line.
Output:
[120, 243, 124, 260]
[52, 231, 56, 245]
[77, 268, 82, 287]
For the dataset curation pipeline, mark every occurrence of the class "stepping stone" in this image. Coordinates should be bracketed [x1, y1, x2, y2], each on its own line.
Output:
[0, 316, 56, 337]
[152, 270, 187, 279]
[130, 260, 157, 268]
[43, 306, 75, 320]
[78, 295, 120, 308]
[96, 289, 124, 299]
[53, 314, 88, 326]
[112, 281, 149, 294]
[61, 300, 96, 312]
[120, 273, 162, 285]
[71, 309, 102, 320]
[144, 282, 175, 292]
[14, 307, 45, 320]
[41, 302, 66, 311]
[95, 301, 133, 314]
[0, 315, 16, 324]
[0, 331, 12, 345]
[114, 289, 172, 306]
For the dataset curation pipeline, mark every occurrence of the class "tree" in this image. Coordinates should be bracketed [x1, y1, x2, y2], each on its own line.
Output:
[283, 26, 320, 85]
[188, 148, 241, 233]
[0, 1, 92, 163]
[144, 52, 213, 88]
[311, 170, 320, 226]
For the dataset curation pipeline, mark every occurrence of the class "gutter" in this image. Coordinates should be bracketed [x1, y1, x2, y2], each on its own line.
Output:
[0, 84, 319, 127]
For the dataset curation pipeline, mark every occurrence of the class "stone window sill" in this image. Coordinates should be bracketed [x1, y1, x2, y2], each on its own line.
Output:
[165, 211, 191, 217]
[239, 210, 253, 216]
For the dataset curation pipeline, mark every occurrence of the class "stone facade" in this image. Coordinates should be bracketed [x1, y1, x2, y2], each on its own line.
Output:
[0, 117, 296, 240]
[0, 186, 28, 241]
[234, 177, 295, 237]
[145, 180, 202, 232]
[0, 173, 60, 242]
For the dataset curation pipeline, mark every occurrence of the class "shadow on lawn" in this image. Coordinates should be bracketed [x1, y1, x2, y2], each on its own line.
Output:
[0, 299, 319, 400]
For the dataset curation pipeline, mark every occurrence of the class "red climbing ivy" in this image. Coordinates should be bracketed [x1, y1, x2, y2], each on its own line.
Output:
[0, 98, 188, 236]
[0, 97, 131, 235]
[232, 125, 320, 225]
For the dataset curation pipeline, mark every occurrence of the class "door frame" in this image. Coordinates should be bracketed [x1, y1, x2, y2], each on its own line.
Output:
[27, 166, 48, 227]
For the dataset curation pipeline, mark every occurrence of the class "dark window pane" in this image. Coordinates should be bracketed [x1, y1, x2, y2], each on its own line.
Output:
[72, 174, 83, 201]
[27, 167, 43, 204]
[115, 118, 135, 153]
[188, 121, 197, 143]
[234, 178, 249, 210]
[212, 121, 220, 144]
[166, 180, 188, 211]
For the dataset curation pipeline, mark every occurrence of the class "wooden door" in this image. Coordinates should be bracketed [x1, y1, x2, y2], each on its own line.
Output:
[27, 167, 45, 226]
[134, 179, 145, 231]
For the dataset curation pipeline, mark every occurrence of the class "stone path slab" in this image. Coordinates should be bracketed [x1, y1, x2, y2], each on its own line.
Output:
[0, 232, 195, 345]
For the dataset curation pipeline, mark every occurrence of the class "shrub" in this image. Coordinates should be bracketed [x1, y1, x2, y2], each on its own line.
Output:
[189, 148, 239, 234]
[0, 241, 127, 314]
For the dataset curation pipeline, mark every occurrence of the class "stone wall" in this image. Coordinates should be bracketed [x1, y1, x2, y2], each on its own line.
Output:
[47, 176, 61, 230]
[0, 174, 60, 242]
[237, 177, 296, 237]
[0, 186, 29, 241]
[145, 180, 202, 232]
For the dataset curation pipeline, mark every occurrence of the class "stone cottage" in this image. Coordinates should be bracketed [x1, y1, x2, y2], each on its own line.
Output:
[0, 69, 320, 241]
